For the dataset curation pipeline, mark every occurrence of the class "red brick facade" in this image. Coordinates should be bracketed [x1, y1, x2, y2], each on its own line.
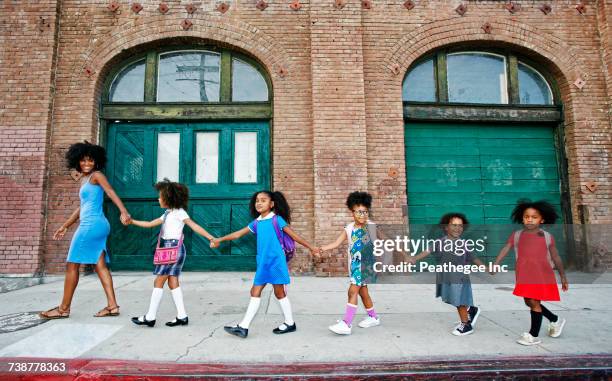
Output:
[1, 0, 610, 275]
[1, 1, 60, 275]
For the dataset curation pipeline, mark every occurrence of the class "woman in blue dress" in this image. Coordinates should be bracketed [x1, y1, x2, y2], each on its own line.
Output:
[40, 142, 131, 319]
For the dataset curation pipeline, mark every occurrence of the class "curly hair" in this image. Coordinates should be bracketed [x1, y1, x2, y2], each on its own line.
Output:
[155, 179, 189, 210]
[65, 141, 107, 172]
[511, 199, 559, 224]
[438, 212, 469, 227]
[346, 191, 372, 211]
[249, 190, 291, 223]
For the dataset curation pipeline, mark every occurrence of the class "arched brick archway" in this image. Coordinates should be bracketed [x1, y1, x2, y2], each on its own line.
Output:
[82, 14, 291, 133]
[86, 15, 291, 84]
[384, 17, 586, 88]
[84, 18, 292, 271]
[43, 16, 314, 273]
[369, 17, 591, 224]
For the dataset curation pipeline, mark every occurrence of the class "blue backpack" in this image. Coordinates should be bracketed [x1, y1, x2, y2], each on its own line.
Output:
[252, 215, 296, 262]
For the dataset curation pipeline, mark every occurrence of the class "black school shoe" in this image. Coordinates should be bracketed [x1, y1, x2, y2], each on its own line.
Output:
[468, 306, 481, 327]
[224, 324, 248, 338]
[131, 315, 155, 327]
[273, 322, 297, 334]
[166, 316, 189, 327]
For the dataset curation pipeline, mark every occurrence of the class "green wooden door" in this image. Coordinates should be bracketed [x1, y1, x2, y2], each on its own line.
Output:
[105, 121, 270, 271]
[404, 122, 564, 267]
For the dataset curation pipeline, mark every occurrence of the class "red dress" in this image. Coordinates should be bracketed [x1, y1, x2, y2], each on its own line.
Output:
[509, 230, 560, 301]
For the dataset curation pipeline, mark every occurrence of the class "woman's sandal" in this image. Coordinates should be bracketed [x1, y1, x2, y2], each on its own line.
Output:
[39, 306, 70, 319]
[94, 305, 120, 317]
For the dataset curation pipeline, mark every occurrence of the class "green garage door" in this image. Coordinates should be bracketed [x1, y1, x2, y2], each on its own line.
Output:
[105, 121, 269, 271]
[405, 122, 564, 267]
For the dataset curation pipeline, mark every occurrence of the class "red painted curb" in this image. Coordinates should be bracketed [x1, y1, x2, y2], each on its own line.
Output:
[1, 354, 612, 380]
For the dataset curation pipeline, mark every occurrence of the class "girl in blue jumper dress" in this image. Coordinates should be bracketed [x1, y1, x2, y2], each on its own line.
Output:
[211, 191, 319, 338]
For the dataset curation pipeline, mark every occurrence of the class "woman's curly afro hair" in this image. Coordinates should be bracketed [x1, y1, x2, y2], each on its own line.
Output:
[155, 179, 189, 210]
[65, 141, 107, 172]
[346, 191, 372, 210]
[511, 199, 559, 224]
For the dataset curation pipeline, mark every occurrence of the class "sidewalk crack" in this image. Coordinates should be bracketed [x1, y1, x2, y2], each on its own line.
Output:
[114, 278, 141, 290]
[175, 323, 225, 362]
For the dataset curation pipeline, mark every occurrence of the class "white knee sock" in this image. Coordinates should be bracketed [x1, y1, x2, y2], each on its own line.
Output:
[277, 297, 294, 326]
[145, 288, 163, 320]
[171, 287, 187, 319]
[239, 297, 261, 329]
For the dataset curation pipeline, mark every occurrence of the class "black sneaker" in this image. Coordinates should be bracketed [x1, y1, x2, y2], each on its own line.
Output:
[452, 322, 473, 336]
[224, 324, 248, 338]
[272, 322, 296, 334]
[166, 316, 188, 327]
[131, 315, 155, 327]
[468, 306, 481, 326]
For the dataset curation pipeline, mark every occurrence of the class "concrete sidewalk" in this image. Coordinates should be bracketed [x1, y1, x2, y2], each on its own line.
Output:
[0, 272, 611, 365]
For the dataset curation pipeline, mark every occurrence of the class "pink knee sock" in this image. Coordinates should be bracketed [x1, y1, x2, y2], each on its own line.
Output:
[366, 307, 378, 319]
[343, 303, 357, 326]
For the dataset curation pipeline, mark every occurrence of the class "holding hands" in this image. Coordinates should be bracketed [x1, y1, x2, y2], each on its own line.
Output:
[210, 238, 319, 258]
[120, 211, 132, 225]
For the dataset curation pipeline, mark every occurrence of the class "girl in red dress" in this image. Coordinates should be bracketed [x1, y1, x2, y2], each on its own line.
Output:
[492, 200, 569, 346]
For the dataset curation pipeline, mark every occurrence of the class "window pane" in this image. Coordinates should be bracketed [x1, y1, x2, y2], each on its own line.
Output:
[447, 53, 508, 104]
[114, 130, 144, 185]
[402, 58, 436, 102]
[157, 133, 180, 182]
[195, 132, 219, 183]
[157, 52, 220, 102]
[518, 62, 553, 105]
[110, 60, 145, 102]
[232, 58, 269, 101]
[234, 132, 257, 183]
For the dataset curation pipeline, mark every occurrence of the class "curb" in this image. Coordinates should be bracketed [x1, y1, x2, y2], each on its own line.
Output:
[1, 354, 612, 380]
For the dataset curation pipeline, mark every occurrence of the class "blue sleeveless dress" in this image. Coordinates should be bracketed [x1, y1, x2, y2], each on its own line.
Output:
[66, 175, 111, 264]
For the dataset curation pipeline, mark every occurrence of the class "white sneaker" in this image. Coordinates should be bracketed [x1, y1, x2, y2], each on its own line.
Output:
[358, 316, 381, 328]
[329, 320, 352, 335]
[516, 332, 542, 346]
[548, 318, 566, 338]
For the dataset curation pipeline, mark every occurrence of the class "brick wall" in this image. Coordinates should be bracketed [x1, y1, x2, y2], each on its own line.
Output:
[596, 1, 612, 131]
[310, 0, 369, 275]
[0, 0, 60, 275]
[41, 0, 315, 274]
[1, 0, 610, 275]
